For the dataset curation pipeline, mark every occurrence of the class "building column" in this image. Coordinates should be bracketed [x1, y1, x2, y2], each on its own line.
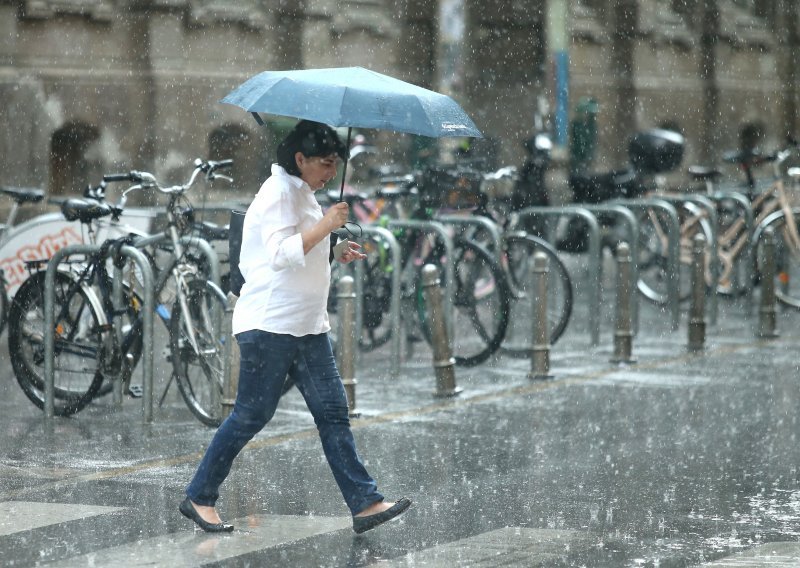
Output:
[698, 0, 720, 164]
[776, 0, 798, 140]
[273, 0, 306, 69]
[461, 0, 546, 164]
[608, 0, 637, 166]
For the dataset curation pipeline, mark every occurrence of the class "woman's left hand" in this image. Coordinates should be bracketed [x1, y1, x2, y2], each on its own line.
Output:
[337, 241, 367, 263]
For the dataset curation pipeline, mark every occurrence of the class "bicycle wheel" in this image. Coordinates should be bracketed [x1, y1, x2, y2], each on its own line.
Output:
[169, 279, 227, 427]
[636, 203, 713, 304]
[0, 273, 8, 336]
[7, 270, 106, 415]
[418, 238, 511, 367]
[755, 211, 800, 308]
[500, 233, 573, 357]
[328, 234, 398, 352]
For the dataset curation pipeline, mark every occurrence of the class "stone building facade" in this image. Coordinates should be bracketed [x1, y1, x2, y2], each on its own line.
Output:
[0, 0, 797, 207]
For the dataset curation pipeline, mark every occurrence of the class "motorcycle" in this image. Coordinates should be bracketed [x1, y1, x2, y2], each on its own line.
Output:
[557, 128, 685, 252]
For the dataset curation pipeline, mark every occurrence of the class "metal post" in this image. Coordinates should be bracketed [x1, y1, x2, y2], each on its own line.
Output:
[516, 206, 602, 345]
[336, 275, 361, 417]
[421, 264, 461, 398]
[221, 292, 239, 419]
[688, 234, 707, 352]
[611, 242, 636, 364]
[388, 220, 455, 335]
[112, 264, 125, 407]
[529, 252, 553, 380]
[756, 227, 779, 338]
[44, 244, 101, 419]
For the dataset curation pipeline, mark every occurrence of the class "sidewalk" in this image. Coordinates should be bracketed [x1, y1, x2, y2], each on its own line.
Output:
[3, 284, 800, 566]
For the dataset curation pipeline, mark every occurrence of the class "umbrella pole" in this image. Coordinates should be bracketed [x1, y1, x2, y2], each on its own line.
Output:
[339, 127, 352, 202]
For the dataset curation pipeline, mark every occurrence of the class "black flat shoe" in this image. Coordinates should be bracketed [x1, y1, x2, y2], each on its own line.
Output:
[353, 498, 412, 534]
[179, 498, 234, 533]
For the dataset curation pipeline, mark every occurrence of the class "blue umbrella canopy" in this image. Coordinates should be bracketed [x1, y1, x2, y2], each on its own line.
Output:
[220, 66, 482, 139]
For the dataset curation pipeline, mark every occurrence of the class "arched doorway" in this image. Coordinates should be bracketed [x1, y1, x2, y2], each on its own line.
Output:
[49, 121, 101, 196]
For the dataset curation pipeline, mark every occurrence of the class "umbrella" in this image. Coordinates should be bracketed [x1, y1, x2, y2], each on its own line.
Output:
[220, 66, 483, 198]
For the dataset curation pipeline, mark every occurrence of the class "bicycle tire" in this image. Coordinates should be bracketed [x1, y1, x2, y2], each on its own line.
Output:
[755, 211, 800, 309]
[328, 235, 397, 352]
[0, 274, 8, 336]
[418, 238, 511, 367]
[499, 234, 573, 357]
[169, 279, 227, 427]
[636, 203, 713, 305]
[7, 270, 105, 416]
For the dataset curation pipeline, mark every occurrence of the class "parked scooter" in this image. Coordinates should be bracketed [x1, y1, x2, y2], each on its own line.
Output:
[557, 128, 685, 251]
[511, 129, 553, 238]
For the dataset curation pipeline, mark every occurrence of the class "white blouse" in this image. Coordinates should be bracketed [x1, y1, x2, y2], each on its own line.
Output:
[232, 164, 331, 336]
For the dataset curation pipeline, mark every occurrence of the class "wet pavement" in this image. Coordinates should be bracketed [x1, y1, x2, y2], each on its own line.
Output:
[3, 257, 800, 567]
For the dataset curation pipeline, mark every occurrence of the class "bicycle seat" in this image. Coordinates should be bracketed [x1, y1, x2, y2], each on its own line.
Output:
[194, 221, 229, 241]
[0, 186, 46, 204]
[687, 166, 722, 181]
[60, 198, 113, 223]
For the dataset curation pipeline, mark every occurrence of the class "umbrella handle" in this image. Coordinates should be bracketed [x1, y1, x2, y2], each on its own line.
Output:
[339, 127, 353, 202]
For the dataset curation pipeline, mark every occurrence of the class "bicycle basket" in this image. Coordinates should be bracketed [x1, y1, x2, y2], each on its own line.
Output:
[418, 168, 482, 210]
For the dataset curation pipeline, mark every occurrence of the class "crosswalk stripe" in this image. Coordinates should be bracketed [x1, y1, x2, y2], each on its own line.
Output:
[0, 501, 124, 536]
[44, 514, 350, 567]
[702, 542, 800, 566]
[373, 527, 593, 566]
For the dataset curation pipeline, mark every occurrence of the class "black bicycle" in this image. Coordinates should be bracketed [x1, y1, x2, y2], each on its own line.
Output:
[8, 160, 232, 425]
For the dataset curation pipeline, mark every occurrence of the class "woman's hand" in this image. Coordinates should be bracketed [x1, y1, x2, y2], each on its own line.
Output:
[336, 240, 367, 264]
[323, 202, 349, 231]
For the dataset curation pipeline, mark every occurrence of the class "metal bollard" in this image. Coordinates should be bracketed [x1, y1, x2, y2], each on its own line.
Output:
[421, 264, 462, 398]
[221, 292, 239, 420]
[688, 234, 707, 351]
[529, 252, 553, 380]
[611, 242, 637, 364]
[336, 276, 361, 417]
[757, 227, 779, 338]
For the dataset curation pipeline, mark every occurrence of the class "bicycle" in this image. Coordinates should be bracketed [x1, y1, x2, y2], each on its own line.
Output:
[325, 171, 512, 367]
[7, 159, 233, 425]
[636, 140, 800, 306]
[407, 164, 574, 358]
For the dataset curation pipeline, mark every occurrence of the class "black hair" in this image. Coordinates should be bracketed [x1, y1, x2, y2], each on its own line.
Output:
[276, 120, 347, 176]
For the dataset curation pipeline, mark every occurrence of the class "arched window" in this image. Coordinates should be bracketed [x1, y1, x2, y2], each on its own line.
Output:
[49, 121, 101, 196]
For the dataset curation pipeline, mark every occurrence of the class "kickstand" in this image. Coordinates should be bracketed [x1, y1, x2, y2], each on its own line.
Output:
[158, 373, 175, 408]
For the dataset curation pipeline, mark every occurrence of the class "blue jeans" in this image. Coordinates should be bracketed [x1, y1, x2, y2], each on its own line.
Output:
[186, 329, 384, 516]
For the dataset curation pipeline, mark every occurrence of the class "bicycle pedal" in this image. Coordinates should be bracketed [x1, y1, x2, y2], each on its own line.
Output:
[127, 385, 144, 398]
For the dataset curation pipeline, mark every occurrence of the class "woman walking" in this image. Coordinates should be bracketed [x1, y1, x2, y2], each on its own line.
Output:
[179, 120, 410, 534]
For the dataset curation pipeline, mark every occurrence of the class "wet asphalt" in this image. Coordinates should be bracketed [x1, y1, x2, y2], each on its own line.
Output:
[3, 254, 800, 567]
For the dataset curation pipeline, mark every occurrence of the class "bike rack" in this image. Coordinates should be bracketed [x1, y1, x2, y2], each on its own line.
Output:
[575, 204, 640, 334]
[612, 198, 681, 331]
[44, 244, 155, 423]
[514, 206, 602, 346]
[750, 206, 800, 312]
[354, 226, 403, 377]
[386, 220, 455, 338]
[133, 233, 221, 287]
[654, 194, 719, 325]
[435, 214, 504, 263]
[710, 191, 755, 312]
